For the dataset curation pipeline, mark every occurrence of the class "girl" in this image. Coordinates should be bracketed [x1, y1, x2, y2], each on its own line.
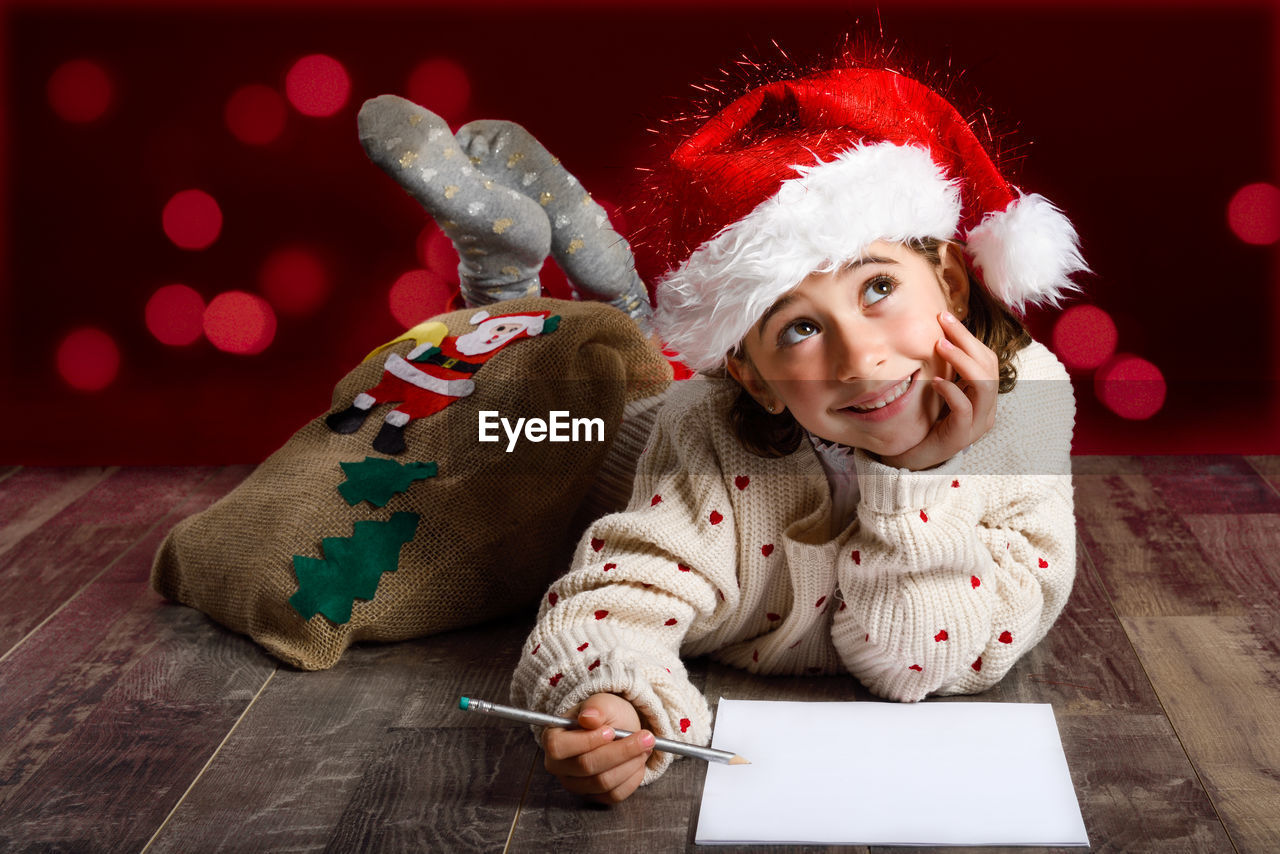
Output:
[512, 61, 1087, 803]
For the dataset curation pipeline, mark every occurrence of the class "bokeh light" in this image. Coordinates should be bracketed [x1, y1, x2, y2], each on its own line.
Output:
[416, 224, 459, 275]
[47, 58, 113, 123]
[1051, 304, 1118, 372]
[146, 284, 205, 346]
[285, 54, 351, 118]
[1095, 354, 1167, 420]
[258, 245, 332, 315]
[225, 83, 287, 145]
[389, 269, 453, 328]
[56, 327, 120, 391]
[203, 291, 277, 355]
[162, 189, 223, 250]
[406, 57, 471, 125]
[1227, 182, 1280, 245]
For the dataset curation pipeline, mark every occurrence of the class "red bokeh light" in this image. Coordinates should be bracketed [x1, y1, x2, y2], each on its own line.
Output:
[285, 54, 351, 118]
[203, 292, 277, 355]
[162, 189, 223, 250]
[1227, 182, 1280, 246]
[146, 284, 205, 346]
[1051, 304, 1118, 372]
[225, 83, 287, 145]
[1095, 354, 1167, 420]
[406, 57, 471, 126]
[258, 246, 332, 316]
[47, 58, 113, 123]
[389, 269, 453, 328]
[56, 327, 121, 392]
[416, 224, 459, 276]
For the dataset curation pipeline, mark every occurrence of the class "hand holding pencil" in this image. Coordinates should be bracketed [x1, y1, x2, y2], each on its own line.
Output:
[459, 693, 748, 805]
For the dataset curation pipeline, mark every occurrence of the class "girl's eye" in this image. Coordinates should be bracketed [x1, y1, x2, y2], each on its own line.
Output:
[864, 275, 896, 305]
[778, 319, 820, 346]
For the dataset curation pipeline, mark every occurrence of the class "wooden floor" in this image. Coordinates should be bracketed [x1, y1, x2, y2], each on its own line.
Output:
[0, 458, 1277, 853]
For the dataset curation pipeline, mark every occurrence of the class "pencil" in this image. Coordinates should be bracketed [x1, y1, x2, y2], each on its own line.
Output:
[459, 696, 750, 765]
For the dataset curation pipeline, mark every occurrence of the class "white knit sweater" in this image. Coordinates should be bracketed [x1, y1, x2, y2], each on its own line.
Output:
[512, 340, 1076, 783]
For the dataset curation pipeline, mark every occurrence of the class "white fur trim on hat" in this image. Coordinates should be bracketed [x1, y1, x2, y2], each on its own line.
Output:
[966, 192, 1088, 314]
[654, 143, 961, 373]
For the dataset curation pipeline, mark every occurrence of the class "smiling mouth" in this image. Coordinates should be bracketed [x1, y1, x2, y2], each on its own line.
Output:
[844, 372, 916, 413]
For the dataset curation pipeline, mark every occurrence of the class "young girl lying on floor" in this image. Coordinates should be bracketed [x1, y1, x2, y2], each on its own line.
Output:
[509, 59, 1087, 802]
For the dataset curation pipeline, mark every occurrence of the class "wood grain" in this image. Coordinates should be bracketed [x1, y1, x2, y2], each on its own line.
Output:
[0, 466, 267, 853]
[146, 620, 533, 853]
[0, 465, 114, 558]
[0, 466, 227, 654]
[1123, 615, 1280, 853]
[1141, 455, 1280, 516]
[1073, 464, 1244, 617]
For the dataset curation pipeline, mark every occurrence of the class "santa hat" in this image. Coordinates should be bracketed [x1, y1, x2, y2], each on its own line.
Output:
[649, 66, 1088, 373]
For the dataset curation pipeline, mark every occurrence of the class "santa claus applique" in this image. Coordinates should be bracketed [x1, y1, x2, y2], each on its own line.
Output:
[326, 310, 561, 454]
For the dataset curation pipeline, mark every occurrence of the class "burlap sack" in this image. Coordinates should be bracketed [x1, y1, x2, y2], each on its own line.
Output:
[151, 297, 671, 670]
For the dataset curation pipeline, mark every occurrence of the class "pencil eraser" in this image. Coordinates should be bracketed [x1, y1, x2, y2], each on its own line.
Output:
[459, 697, 470, 710]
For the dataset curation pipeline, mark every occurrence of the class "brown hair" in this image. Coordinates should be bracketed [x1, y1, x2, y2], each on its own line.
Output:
[727, 237, 1032, 458]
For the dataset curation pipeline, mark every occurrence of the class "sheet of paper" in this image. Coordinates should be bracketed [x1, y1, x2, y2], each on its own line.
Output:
[696, 699, 1088, 847]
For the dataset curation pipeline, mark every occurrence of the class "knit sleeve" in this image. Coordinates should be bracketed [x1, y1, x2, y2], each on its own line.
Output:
[510, 385, 741, 783]
[830, 344, 1076, 701]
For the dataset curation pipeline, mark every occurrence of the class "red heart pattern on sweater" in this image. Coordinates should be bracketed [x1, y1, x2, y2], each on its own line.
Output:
[680, 718, 691, 733]
[851, 549, 861, 565]
[591, 537, 604, 552]
[999, 630, 1013, 644]
[678, 563, 691, 572]
[909, 664, 923, 672]
[709, 510, 724, 525]
[594, 610, 609, 620]
[920, 510, 929, 523]
[767, 612, 781, 621]
[549, 673, 563, 687]
[761, 543, 775, 557]
[952, 479, 960, 488]
[603, 562, 616, 572]
[588, 659, 600, 671]
[651, 494, 662, 506]
[664, 618, 678, 626]
[531, 643, 541, 655]
[548, 592, 559, 606]
[815, 595, 827, 608]
[972, 657, 983, 672]
[1038, 557, 1049, 568]
[934, 629, 948, 642]
[735, 475, 750, 490]
[577, 642, 589, 651]
[970, 576, 981, 589]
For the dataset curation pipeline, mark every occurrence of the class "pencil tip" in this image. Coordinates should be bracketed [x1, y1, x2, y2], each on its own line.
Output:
[729, 755, 750, 765]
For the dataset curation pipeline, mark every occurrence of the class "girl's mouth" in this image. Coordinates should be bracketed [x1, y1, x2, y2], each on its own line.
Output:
[840, 371, 918, 419]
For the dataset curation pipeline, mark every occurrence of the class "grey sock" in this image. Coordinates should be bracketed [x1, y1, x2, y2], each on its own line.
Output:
[357, 95, 551, 307]
[456, 120, 653, 330]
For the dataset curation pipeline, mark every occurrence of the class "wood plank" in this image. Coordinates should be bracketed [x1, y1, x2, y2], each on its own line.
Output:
[1123, 615, 1280, 853]
[146, 619, 534, 853]
[1182, 514, 1280, 651]
[0, 464, 20, 485]
[1073, 461, 1245, 617]
[0, 466, 228, 655]
[1243, 455, 1280, 497]
[1141, 455, 1280, 516]
[0, 465, 114, 557]
[0, 466, 268, 853]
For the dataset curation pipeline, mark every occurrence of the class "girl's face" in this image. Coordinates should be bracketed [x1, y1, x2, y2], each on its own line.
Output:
[728, 240, 969, 457]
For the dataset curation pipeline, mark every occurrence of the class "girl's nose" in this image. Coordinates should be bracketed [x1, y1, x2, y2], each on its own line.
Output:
[831, 318, 883, 381]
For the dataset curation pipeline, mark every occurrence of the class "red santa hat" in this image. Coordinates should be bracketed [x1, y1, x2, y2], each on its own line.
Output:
[648, 65, 1088, 373]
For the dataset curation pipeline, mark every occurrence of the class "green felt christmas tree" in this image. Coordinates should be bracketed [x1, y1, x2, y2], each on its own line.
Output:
[337, 456, 438, 507]
[289, 511, 420, 624]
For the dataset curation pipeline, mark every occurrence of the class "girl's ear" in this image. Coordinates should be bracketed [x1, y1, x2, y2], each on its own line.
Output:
[726, 353, 782, 414]
[937, 241, 972, 315]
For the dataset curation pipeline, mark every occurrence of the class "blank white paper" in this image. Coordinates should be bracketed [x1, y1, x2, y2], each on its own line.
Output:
[696, 699, 1088, 846]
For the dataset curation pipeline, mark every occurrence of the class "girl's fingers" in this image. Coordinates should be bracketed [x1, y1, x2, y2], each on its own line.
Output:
[545, 729, 655, 776]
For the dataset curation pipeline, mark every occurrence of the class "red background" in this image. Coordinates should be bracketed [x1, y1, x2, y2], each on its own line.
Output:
[2, 0, 1278, 464]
